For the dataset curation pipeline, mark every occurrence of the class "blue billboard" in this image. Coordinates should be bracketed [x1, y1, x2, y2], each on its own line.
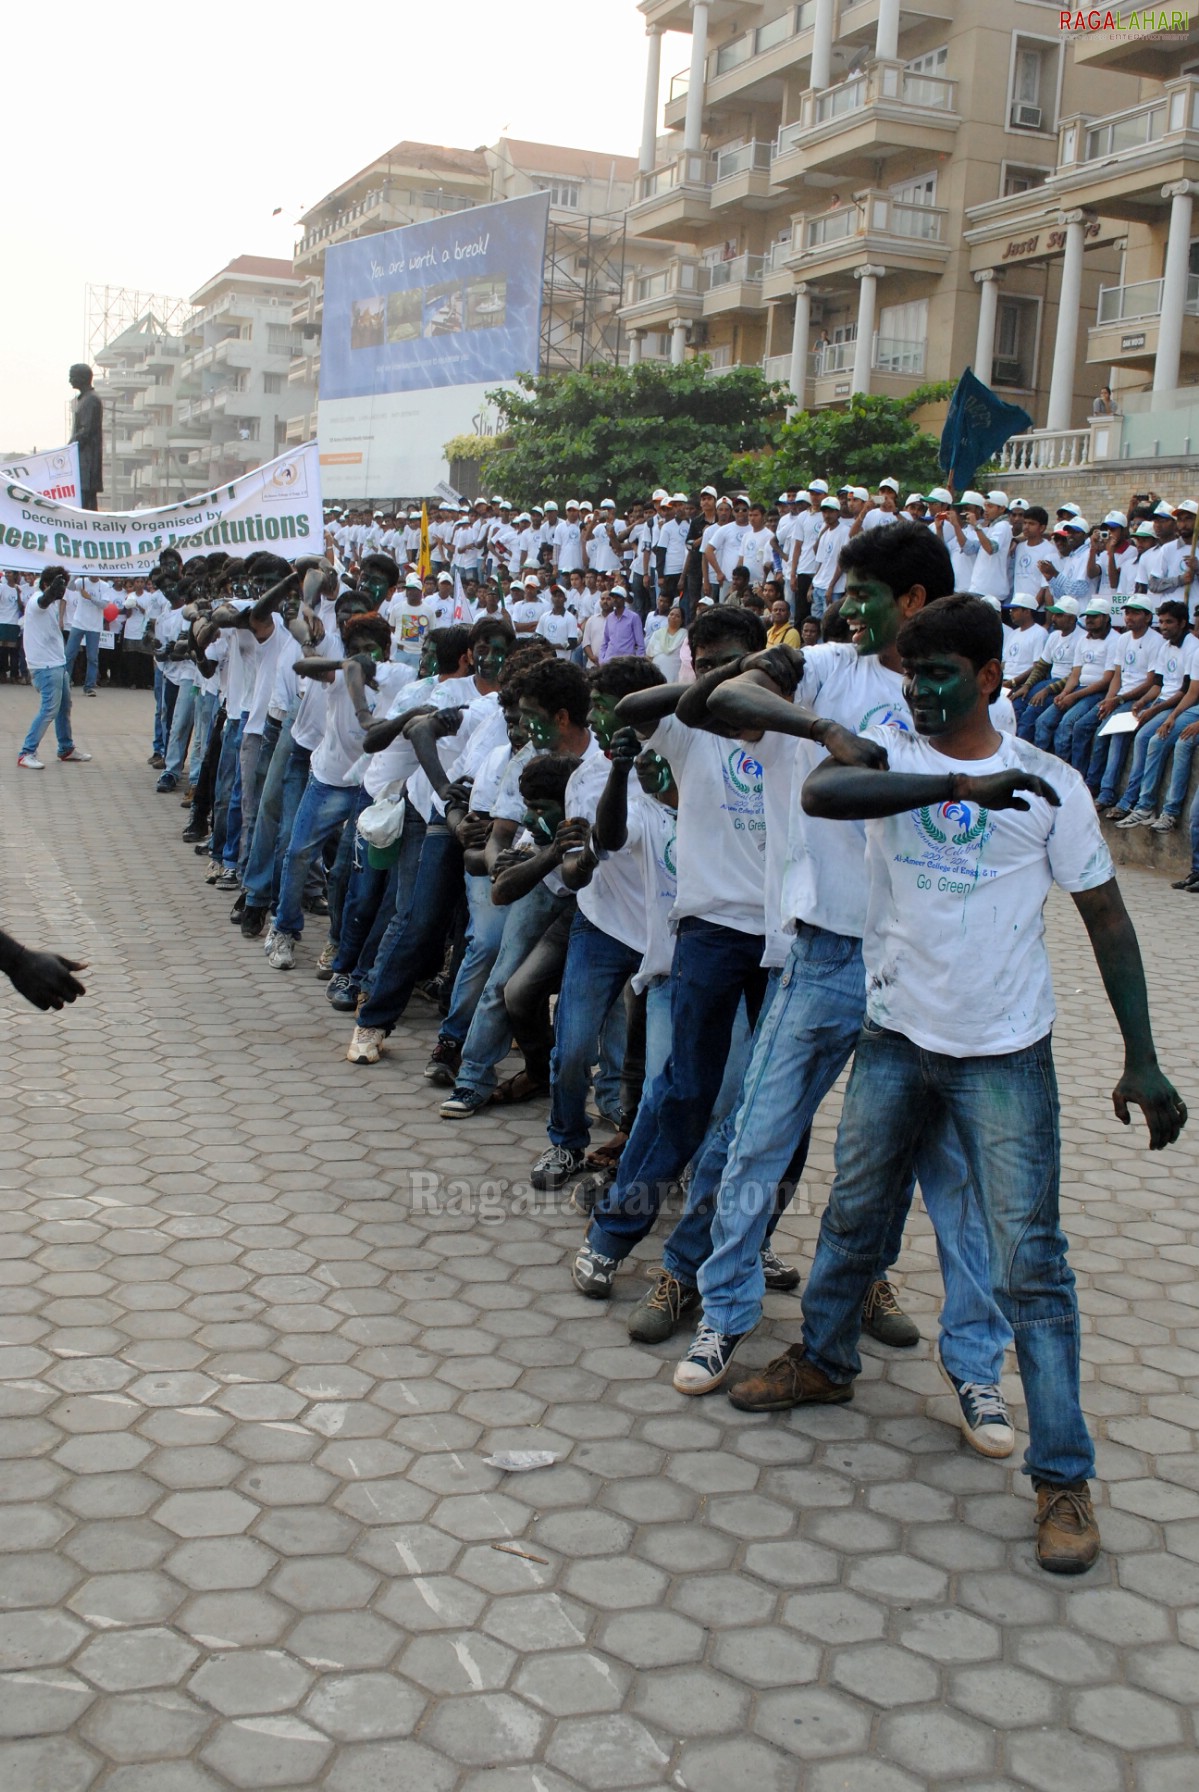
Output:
[319, 191, 551, 401]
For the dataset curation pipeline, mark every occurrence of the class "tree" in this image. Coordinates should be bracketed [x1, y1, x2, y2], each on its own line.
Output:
[481, 361, 786, 506]
[729, 387, 953, 503]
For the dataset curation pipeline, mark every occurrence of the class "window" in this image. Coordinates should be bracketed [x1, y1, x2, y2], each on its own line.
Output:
[877, 299, 928, 373]
[538, 178, 580, 209]
[1002, 163, 1050, 197]
[905, 46, 947, 77]
[993, 297, 1039, 388]
[267, 324, 298, 354]
[263, 373, 283, 394]
[1008, 37, 1061, 132]
[890, 173, 937, 207]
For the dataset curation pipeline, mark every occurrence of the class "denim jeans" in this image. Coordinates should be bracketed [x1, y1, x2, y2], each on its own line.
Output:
[162, 680, 198, 784]
[216, 712, 249, 870]
[271, 742, 313, 911]
[1067, 691, 1117, 779]
[453, 884, 566, 1097]
[1124, 708, 1199, 817]
[243, 721, 298, 909]
[152, 665, 174, 758]
[274, 776, 363, 939]
[21, 666, 73, 758]
[548, 914, 642, 1154]
[802, 1022, 1093, 1487]
[357, 825, 463, 1032]
[1090, 700, 1140, 803]
[64, 627, 100, 694]
[1014, 679, 1053, 742]
[236, 721, 280, 882]
[587, 918, 769, 1261]
[1034, 686, 1101, 756]
[441, 872, 509, 1047]
[189, 690, 217, 786]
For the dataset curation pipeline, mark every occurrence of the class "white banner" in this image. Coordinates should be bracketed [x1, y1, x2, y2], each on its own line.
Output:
[0, 443, 81, 504]
[0, 443, 323, 578]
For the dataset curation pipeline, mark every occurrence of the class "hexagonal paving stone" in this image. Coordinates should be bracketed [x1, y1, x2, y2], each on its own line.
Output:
[300, 1670, 427, 1741]
[188, 1649, 313, 1717]
[545, 1712, 672, 1789]
[420, 1690, 548, 1765]
[200, 1714, 333, 1787]
[75, 1627, 201, 1693]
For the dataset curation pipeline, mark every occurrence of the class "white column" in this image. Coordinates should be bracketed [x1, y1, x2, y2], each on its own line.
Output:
[851, 265, 884, 396]
[640, 28, 662, 174]
[789, 283, 811, 413]
[1154, 180, 1196, 395]
[974, 270, 1001, 383]
[1046, 212, 1086, 431]
[875, 0, 900, 63]
[670, 318, 689, 365]
[683, 0, 710, 154]
[811, 0, 835, 92]
[627, 329, 643, 367]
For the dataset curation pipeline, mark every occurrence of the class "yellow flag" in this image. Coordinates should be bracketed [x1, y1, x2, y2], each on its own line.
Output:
[417, 501, 432, 581]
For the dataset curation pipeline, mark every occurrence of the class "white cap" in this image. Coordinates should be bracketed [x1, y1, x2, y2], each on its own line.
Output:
[523, 574, 541, 590]
[905, 493, 925, 507]
[1057, 501, 1082, 517]
[404, 572, 423, 589]
[522, 560, 541, 572]
[579, 499, 593, 511]
[808, 478, 829, 494]
[1009, 498, 1030, 512]
[852, 485, 871, 502]
[609, 584, 627, 597]
[819, 496, 841, 511]
[1103, 510, 1128, 527]
[499, 499, 512, 510]
[543, 500, 559, 511]
[600, 498, 617, 508]
[515, 512, 530, 523]
[697, 595, 715, 607]
[985, 490, 1009, 508]
[564, 499, 580, 510]
[958, 490, 986, 510]
[372, 510, 383, 519]
[1061, 517, 1089, 533]
[651, 487, 668, 502]
[927, 487, 953, 505]
[1009, 596, 1038, 611]
[978, 594, 1002, 611]
[1178, 499, 1199, 516]
[437, 571, 452, 583]
[1124, 593, 1157, 612]
[490, 495, 504, 504]
[777, 492, 793, 504]
[1153, 500, 1176, 518]
[1048, 596, 1081, 616]
[879, 476, 900, 494]
[1134, 521, 1157, 539]
[700, 485, 718, 498]
[669, 491, 689, 504]
[1083, 597, 1113, 615]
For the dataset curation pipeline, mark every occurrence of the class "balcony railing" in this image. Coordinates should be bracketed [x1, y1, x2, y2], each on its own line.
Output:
[766, 238, 794, 273]
[998, 430, 1091, 472]
[714, 140, 774, 182]
[296, 185, 475, 255]
[812, 335, 926, 377]
[1058, 77, 1199, 172]
[667, 3, 819, 107]
[801, 191, 946, 251]
[706, 254, 766, 288]
[763, 353, 794, 384]
[634, 150, 714, 203]
[625, 259, 703, 306]
[1095, 274, 1199, 325]
[776, 59, 957, 159]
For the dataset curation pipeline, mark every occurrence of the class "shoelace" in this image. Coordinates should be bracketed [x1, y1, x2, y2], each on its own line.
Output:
[1039, 1486, 1092, 1532]
[959, 1382, 1009, 1426]
[688, 1321, 727, 1368]
[646, 1272, 684, 1315]
[866, 1279, 901, 1318]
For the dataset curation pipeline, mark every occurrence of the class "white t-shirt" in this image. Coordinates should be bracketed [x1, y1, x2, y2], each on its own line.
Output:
[1046, 625, 1079, 677]
[1072, 629, 1121, 689]
[813, 519, 849, 596]
[1003, 622, 1049, 683]
[535, 611, 579, 657]
[630, 798, 679, 992]
[1158, 631, 1199, 703]
[0, 581, 21, 626]
[1112, 626, 1163, 698]
[70, 577, 108, 632]
[967, 519, 1014, 601]
[21, 593, 66, 670]
[1012, 540, 1058, 602]
[860, 728, 1113, 1055]
[860, 507, 901, 533]
[588, 519, 627, 574]
[123, 589, 166, 642]
[660, 518, 690, 578]
[311, 668, 379, 787]
[793, 510, 826, 578]
[244, 614, 292, 737]
[742, 526, 777, 586]
[707, 521, 748, 584]
[567, 748, 656, 953]
[393, 601, 438, 657]
[511, 597, 548, 632]
[648, 713, 766, 936]
[781, 644, 914, 941]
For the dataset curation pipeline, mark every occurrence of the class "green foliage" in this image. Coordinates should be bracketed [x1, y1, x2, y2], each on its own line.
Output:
[728, 393, 947, 504]
[480, 361, 786, 506]
[444, 434, 500, 463]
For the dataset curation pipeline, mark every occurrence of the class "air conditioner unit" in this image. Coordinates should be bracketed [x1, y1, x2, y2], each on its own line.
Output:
[690, 321, 709, 347]
[993, 357, 1023, 386]
[1011, 103, 1043, 130]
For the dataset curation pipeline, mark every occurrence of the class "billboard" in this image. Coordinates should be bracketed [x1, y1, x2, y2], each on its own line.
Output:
[317, 191, 550, 498]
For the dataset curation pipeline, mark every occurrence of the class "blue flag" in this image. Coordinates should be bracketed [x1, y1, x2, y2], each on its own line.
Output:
[939, 368, 1032, 492]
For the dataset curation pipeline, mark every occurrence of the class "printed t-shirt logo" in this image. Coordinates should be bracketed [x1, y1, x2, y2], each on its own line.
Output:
[858, 703, 911, 733]
[726, 747, 763, 797]
[916, 800, 990, 848]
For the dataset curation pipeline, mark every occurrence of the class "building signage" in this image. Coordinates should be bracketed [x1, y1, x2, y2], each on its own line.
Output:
[999, 219, 1103, 263]
[1121, 332, 1147, 350]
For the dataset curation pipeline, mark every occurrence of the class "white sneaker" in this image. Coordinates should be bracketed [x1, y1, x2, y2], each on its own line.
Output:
[673, 1320, 757, 1395]
[267, 933, 296, 970]
[58, 748, 92, 763]
[1116, 808, 1155, 829]
[17, 753, 44, 770]
[262, 922, 279, 957]
[936, 1352, 1016, 1459]
[346, 1026, 385, 1065]
[1151, 813, 1178, 833]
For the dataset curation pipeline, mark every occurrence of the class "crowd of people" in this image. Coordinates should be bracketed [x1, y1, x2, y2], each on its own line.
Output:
[6, 474, 1192, 1578]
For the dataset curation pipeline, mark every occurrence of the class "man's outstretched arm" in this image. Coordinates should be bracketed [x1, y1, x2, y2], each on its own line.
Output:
[0, 930, 87, 1011]
[802, 760, 1062, 821]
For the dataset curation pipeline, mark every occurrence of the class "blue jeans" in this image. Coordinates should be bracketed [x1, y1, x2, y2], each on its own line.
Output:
[152, 665, 173, 758]
[21, 666, 73, 758]
[1124, 708, 1199, 817]
[548, 914, 642, 1153]
[272, 742, 314, 911]
[218, 712, 249, 870]
[802, 1022, 1093, 1488]
[587, 918, 769, 1261]
[189, 690, 217, 785]
[453, 884, 566, 1097]
[64, 627, 100, 694]
[162, 680, 198, 784]
[1066, 692, 1115, 779]
[243, 723, 300, 909]
[441, 872, 510, 1047]
[1034, 686, 1101, 756]
[357, 825, 463, 1031]
[275, 776, 362, 940]
[1090, 700, 1139, 803]
[236, 721, 279, 882]
[1014, 679, 1053, 742]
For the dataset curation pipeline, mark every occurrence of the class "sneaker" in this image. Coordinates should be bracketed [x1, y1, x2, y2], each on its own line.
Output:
[205, 860, 222, 885]
[240, 904, 269, 940]
[861, 1278, 920, 1348]
[150, 753, 166, 770]
[327, 973, 359, 1011]
[761, 1246, 801, 1292]
[1151, 813, 1178, 832]
[347, 1026, 385, 1065]
[156, 775, 178, 793]
[1115, 808, 1154, 829]
[674, 1318, 756, 1394]
[215, 868, 239, 891]
[936, 1352, 1015, 1459]
[423, 1038, 462, 1086]
[83, 688, 97, 698]
[439, 1086, 492, 1118]
[181, 824, 209, 845]
[59, 749, 93, 763]
[1172, 871, 1199, 890]
[228, 892, 246, 925]
[314, 941, 336, 980]
[629, 1270, 701, 1345]
[1035, 1481, 1100, 1575]
[267, 932, 296, 970]
[302, 893, 330, 917]
[728, 1342, 854, 1413]
[531, 1145, 586, 1192]
[262, 923, 279, 957]
[16, 753, 44, 770]
[571, 1242, 619, 1300]
[1103, 806, 1129, 822]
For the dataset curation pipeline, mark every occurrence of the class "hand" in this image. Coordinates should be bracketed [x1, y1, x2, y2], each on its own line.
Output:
[958, 770, 1061, 811]
[1037, 560, 1058, 579]
[1097, 699, 1117, 720]
[607, 726, 641, 766]
[1053, 690, 1073, 710]
[1028, 686, 1051, 709]
[1113, 1063, 1187, 1150]
[442, 776, 474, 812]
[491, 846, 532, 879]
[740, 644, 803, 697]
[7, 950, 88, 1011]
[426, 706, 466, 740]
[1155, 719, 1174, 741]
[553, 818, 592, 861]
[455, 812, 491, 852]
[817, 721, 889, 770]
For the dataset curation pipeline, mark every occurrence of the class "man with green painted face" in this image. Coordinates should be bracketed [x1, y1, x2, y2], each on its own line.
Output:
[664, 525, 1012, 1435]
[743, 592, 1187, 1575]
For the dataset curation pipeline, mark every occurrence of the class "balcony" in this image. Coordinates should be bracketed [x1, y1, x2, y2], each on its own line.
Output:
[711, 139, 779, 210]
[628, 151, 715, 242]
[294, 185, 478, 268]
[762, 352, 794, 387]
[772, 60, 959, 186]
[620, 257, 705, 328]
[762, 236, 799, 301]
[1087, 274, 1199, 370]
[703, 253, 767, 315]
[785, 189, 949, 281]
[808, 334, 926, 405]
[1050, 79, 1199, 220]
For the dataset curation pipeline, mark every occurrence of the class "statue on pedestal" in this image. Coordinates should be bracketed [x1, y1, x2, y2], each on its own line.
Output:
[69, 364, 103, 510]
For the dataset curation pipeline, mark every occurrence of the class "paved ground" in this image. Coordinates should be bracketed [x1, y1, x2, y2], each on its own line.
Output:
[1, 685, 1197, 1792]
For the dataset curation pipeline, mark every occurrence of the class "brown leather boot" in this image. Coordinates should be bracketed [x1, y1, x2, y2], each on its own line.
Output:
[1035, 1482, 1100, 1575]
[728, 1343, 854, 1413]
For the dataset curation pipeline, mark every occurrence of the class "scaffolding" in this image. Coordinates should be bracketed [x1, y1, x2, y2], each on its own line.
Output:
[84, 285, 193, 362]
[539, 210, 628, 378]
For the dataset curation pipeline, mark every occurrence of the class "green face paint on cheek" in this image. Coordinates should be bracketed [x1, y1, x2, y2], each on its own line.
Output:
[523, 710, 558, 750]
[906, 663, 978, 733]
[842, 578, 899, 656]
[589, 695, 619, 748]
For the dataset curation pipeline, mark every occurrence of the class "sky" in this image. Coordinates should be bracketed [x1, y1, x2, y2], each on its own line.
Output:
[2, 0, 683, 454]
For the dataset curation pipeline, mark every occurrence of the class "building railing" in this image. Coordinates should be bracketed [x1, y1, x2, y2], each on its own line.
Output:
[998, 430, 1091, 472]
[1058, 76, 1199, 172]
[635, 150, 714, 203]
[297, 185, 475, 255]
[776, 59, 957, 158]
[766, 238, 794, 272]
[625, 258, 703, 306]
[714, 139, 775, 182]
[706, 253, 766, 288]
[763, 353, 794, 383]
[802, 191, 946, 250]
[1096, 274, 1199, 324]
[812, 335, 926, 376]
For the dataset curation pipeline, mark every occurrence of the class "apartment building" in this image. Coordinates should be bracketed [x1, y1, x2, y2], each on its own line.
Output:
[285, 136, 662, 446]
[623, 0, 1140, 421]
[93, 316, 194, 510]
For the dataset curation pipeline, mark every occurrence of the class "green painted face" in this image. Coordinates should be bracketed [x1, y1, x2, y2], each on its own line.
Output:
[519, 699, 560, 751]
[523, 799, 565, 844]
[502, 705, 529, 751]
[903, 654, 981, 736]
[635, 749, 673, 799]
[474, 633, 510, 683]
[588, 691, 621, 750]
[841, 572, 901, 658]
[359, 570, 390, 608]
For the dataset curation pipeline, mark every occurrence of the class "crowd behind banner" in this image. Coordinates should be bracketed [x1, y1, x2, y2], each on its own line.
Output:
[4, 473, 1192, 1579]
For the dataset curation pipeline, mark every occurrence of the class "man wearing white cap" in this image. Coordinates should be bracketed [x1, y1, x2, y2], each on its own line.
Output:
[1135, 501, 1183, 597]
[1045, 518, 1100, 606]
[1011, 506, 1058, 608]
[394, 572, 439, 669]
[1109, 598, 1199, 828]
[703, 495, 751, 600]
[789, 481, 828, 619]
[1002, 594, 1048, 687]
[741, 500, 779, 590]
[658, 494, 691, 605]
[966, 491, 1014, 604]
[1081, 593, 1169, 801]
[857, 477, 901, 533]
[510, 574, 549, 636]
[1088, 512, 1136, 620]
[584, 500, 627, 576]
[1013, 596, 1081, 741]
[1033, 598, 1120, 757]
[550, 501, 585, 580]
[811, 495, 850, 618]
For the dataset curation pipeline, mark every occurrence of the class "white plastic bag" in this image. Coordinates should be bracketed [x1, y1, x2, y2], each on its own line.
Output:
[357, 792, 407, 848]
